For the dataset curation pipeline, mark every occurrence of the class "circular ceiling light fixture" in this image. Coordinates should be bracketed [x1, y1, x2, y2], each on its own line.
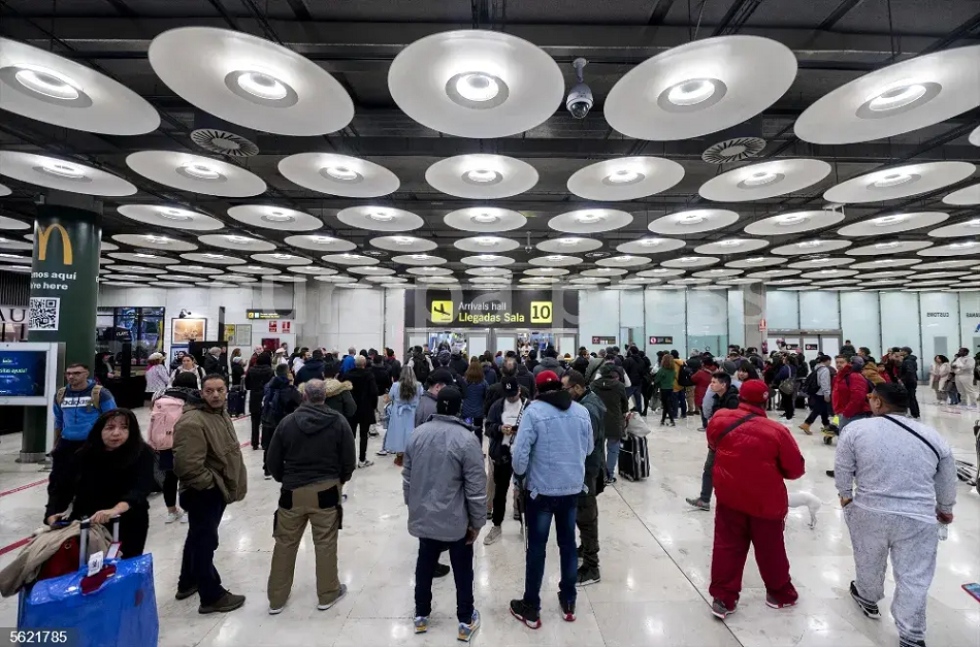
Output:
[387, 30, 563, 138]
[148, 27, 353, 136]
[337, 206, 422, 233]
[837, 211, 948, 237]
[943, 183, 980, 206]
[228, 205, 321, 232]
[426, 155, 538, 199]
[794, 45, 980, 144]
[700, 159, 831, 201]
[649, 209, 739, 235]
[264, 210, 295, 222]
[279, 153, 398, 198]
[126, 151, 265, 197]
[605, 36, 797, 141]
[873, 215, 907, 226]
[824, 162, 975, 203]
[443, 207, 527, 233]
[0, 152, 135, 196]
[971, 125, 980, 147]
[0, 38, 159, 134]
[549, 209, 632, 234]
[567, 156, 684, 201]
[775, 214, 808, 225]
[197, 233, 275, 252]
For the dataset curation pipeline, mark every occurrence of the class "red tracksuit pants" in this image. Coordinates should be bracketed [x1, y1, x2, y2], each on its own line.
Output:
[709, 502, 799, 609]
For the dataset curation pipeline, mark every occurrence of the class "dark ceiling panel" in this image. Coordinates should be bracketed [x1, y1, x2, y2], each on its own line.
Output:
[308, 0, 472, 22]
[836, 0, 980, 37]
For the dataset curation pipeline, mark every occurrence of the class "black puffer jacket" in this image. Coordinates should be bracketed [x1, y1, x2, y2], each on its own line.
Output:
[266, 403, 356, 490]
[591, 377, 628, 441]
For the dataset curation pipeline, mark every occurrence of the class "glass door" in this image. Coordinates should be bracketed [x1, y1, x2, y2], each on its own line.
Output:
[466, 331, 489, 359]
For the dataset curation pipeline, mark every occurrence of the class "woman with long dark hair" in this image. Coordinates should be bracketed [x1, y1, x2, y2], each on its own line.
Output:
[44, 408, 156, 557]
[383, 366, 423, 466]
[462, 357, 489, 444]
[655, 353, 677, 426]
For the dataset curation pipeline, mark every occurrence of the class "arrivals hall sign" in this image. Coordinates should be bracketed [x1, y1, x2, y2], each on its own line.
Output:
[405, 289, 578, 329]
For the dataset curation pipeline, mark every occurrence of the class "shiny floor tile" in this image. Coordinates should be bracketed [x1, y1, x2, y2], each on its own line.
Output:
[0, 399, 977, 646]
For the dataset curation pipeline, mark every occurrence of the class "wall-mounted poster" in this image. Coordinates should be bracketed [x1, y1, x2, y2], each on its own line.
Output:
[232, 324, 252, 346]
[171, 318, 207, 343]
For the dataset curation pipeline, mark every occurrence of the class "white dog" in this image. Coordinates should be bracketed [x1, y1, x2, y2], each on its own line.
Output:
[787, 492, 822, 529]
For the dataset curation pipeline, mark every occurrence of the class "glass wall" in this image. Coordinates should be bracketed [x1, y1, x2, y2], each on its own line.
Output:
[800, 291, 840, 329]
[958, 292, 980, 356]
[687, 289, 728, 357]
[880, 292, 921, 360]
[645, 289, 687, 355]
[840, 291, 880, 354]
[766, 290, 799, 329]
[919, 292, 960, 378]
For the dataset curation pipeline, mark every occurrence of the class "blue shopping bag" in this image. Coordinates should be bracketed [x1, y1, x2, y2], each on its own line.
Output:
[19, 554, 159, 647]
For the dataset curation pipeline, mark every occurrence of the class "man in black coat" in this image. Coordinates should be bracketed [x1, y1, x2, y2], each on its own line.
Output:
[344, 355, 379, 468]
[245, 353, 275, 450]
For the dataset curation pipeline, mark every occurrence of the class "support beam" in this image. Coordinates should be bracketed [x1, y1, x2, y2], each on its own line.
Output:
[102, 0, 138, 18]
[647, 0, 678, 25]
[284, 0, 312, 21]
[712, 0, 765, 37]
[817, 0, 866, 31]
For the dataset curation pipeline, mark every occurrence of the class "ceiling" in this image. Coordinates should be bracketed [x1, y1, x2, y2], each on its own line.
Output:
[0, 0, 979, 291]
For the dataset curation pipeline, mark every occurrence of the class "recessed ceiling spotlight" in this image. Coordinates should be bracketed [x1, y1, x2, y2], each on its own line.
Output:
[575, 212, 605, 224]
[637, 239, 663, 247]
[320, 165, 362, 182]
[677, 256, 700, 263]
[203, 253, 225, 259]
[263, 209, 295, 223]
[870, 171, 915, 189]
[225, 235, 249, 243]
[718, 240, 743, 247]
[12, 66, 81, 101]
[474, 236, 500, 246]
[862, 82, 939, 115]
[604, 169, 643, 185]
[950, 241, 977, 249]
[446, 71, 508, 108]
[180, 162, 222, 181]
[742, 171, 780, 187]
[410, 254, 434, 260]
[612, 255, 633, 262]
[663, 78, 721, 108]
[811, 257, 835, 264]
[236, 71, 287, 100]
[340, 253, 360, 259]
[471, 212, 500, 224]
[745, 257, 768, 263]
[368, 210, 395, 222]
[310, 235, 336, 243]
[875, 242, 900, 250]
[146, 235, 170, 244]
[796, 240, 822, 248]
[967, 219, 980, 227]
[546, 255, 566, 261]
[39, 161, 85, 179]
[463, 168, 502, 185]
[159, 207, 194, 221]
[272, 253, 294, 260]
[675, 212, 707, 225]
[134, 253, 158, 259]
[392, 236, 415, 245]
[872, 214, 907, 225]
[477, 254, 505, 261]
[774, 214, 808, 225]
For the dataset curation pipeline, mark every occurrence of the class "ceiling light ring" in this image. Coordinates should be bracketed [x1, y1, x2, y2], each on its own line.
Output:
[737, 171, 785, 189]
[0, 65, 93, 107]
[856, 81, 942, 119]
[445, 71, 509, 109]
[32, 162, 92, 183]
[177, 163, 228, 183]
[601, 169, 646, 186]
[657, 77, 728, 113]
[224, 70, 299, 108]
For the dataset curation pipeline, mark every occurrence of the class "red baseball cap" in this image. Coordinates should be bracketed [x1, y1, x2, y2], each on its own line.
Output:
[738, 379, 769, 405]
[535, 370, 562, 393]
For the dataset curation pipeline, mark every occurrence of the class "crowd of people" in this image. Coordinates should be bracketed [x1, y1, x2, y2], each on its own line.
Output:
[10, 336, 971, 647]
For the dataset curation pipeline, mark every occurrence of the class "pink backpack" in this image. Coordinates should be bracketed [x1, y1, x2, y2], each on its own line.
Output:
[148, 396, 185, 451]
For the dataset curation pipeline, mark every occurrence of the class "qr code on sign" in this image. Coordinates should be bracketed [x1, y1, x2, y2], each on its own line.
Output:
[29, 297, 61, 331]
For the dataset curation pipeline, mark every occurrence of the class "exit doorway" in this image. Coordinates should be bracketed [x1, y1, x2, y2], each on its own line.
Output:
[767, 329, 842, 365]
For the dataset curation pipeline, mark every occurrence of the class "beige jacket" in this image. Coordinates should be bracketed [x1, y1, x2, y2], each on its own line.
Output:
[173, 401, 248, 504]
[0, 521, 112, 597]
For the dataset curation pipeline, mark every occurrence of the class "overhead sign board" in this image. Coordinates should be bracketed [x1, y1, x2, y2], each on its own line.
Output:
[405, 289, 577, 329]
[246, 309, 294, 320]
[649, 336, 674, 345]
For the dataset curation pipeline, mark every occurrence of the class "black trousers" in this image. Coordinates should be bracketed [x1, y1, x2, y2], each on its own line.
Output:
[905, 382, 921, 418]
[163, 470, 178, 508]
[250, 410, 261, 449]
[781, 390, 795, 418]
[491, 460, 513, 527]
[576, 477, 599, 570]
[48, 438, 86, 503]
[262, 424, 275, 476]
[804, 396, 830, 427]
[178, 487, 227, 605]
[415, 537, 474, 624]
[660, 389, 675, 424]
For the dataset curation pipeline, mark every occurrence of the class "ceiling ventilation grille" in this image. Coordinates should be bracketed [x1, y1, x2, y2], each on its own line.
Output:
[702, 136, 766, 164]
[190, 128, 260, 158]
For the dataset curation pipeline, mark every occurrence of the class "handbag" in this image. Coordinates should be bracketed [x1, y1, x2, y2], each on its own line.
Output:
[778, 378, 795, 395]
[626, 413, 651, 437]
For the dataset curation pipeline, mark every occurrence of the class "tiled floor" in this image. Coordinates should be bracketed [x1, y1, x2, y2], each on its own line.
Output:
[0, 398, 978, 647]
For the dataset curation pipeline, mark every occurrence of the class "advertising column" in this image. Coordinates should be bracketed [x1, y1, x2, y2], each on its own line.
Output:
[21, 200, 102, 458]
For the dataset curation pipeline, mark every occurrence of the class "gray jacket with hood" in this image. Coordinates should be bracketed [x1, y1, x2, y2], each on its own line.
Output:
[266, 403, 357, 490]
[403, 414, 487, 542]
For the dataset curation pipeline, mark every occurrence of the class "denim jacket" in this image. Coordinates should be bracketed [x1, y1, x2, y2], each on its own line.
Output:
[511, 390, 594, 499]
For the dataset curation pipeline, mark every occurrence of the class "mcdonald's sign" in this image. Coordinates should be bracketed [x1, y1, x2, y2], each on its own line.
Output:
[37, 224, 73, 265]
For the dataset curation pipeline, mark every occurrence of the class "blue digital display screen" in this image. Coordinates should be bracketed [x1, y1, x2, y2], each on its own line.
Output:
[0, 350, 47, 397]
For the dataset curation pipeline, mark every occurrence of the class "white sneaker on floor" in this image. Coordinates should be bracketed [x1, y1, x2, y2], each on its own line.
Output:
[358, 460, 374, 469]
[165, 510, 183, 524]
[483, 526, 502, 545]
[180, 513, 189, 523]
[376, 449, 389, 456]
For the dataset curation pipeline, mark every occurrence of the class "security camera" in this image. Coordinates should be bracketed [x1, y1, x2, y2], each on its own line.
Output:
[566, 58, 593, 120]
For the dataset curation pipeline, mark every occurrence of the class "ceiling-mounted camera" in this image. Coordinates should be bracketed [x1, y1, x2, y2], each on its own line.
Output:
[566, 58, 593, 120]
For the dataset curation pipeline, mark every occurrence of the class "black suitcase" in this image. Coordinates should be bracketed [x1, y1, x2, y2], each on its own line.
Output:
[228, 387, 246, 417]
[618, 433, 650, 481]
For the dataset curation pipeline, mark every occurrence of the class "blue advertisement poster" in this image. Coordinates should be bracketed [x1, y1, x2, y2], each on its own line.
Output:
[0, 349, 48, 397]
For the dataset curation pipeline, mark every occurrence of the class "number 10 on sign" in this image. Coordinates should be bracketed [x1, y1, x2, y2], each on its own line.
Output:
[530, 301, 553, 324]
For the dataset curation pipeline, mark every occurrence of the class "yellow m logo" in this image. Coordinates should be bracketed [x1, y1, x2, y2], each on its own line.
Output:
[37, 224, 73, 265]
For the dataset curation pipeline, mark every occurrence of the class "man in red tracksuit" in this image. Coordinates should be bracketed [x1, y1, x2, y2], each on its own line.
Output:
[707, 379, 806, 620]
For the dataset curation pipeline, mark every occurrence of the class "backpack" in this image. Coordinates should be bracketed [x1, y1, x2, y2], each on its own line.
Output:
[803, 369, 820, 396]
[261, 385, 287, 428]
[147, 396, 184, 451]
[56, 384, 103, 410]
[678, 365, 694, 387]
[412, 353, 430, 383]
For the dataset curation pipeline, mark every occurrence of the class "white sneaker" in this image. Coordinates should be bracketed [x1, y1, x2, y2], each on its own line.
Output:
[376, 449, 389, 456]
[483, 526, 502, 545]
[318, 584, 348, 611]
[165, 510, 182, 524]
[269, 606, 284, 615]
[358, 460, 374, 469]
[180, 513, 189, 523]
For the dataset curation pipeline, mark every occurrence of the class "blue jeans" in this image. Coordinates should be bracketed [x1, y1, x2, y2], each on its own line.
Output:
[523, 494, 578, 610]
[415, 536, 474, 623]
[626, 385, 640, 412]
[605, 440, 621, 480]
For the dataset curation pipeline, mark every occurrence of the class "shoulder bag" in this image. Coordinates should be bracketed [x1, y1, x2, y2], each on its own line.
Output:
[713, 413, 759, 448]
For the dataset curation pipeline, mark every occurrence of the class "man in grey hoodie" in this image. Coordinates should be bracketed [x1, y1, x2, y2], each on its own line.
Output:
[836, 382, 956, 647]
[415, 369, 455, 427]
[403, 387, 487, 642]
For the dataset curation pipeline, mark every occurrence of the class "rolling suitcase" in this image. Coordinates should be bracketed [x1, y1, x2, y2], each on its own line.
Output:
[18, 519, 159, 647]
[618, 433, 650, 481]
[228, 386, 246, 417]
